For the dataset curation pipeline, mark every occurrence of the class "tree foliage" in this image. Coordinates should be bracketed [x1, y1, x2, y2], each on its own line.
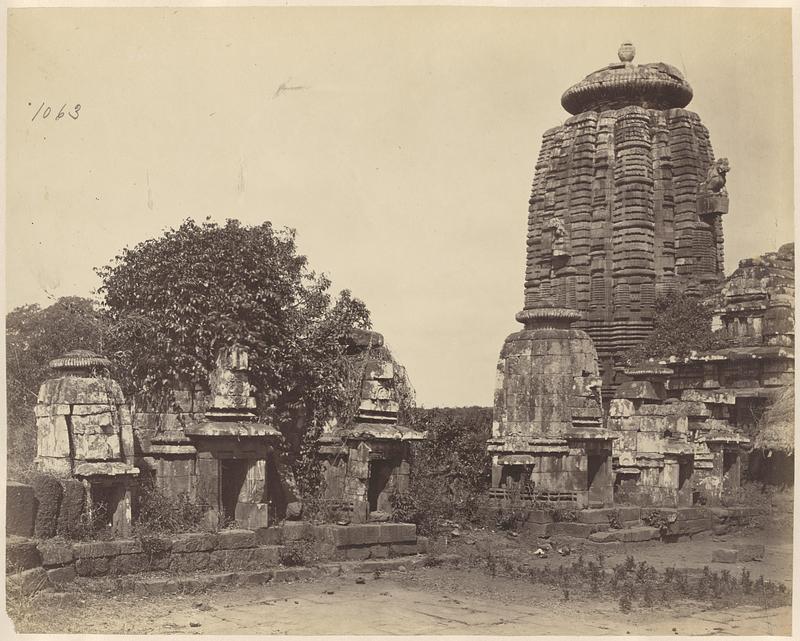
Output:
[6, 297, 105, 473]
[96, 218, 371, 457]
[624, 291, 724, 364]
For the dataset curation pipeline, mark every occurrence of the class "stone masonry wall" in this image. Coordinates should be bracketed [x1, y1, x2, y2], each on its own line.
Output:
[6, 522, 419, 595]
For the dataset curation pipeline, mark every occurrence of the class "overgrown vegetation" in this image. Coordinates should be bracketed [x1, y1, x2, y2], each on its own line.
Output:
[624, 291, 724, 363]
[279, 540, 315, 566]
[133, 475, 212, 535]
[390, 407, 492, 536]
[641, 509, 676, 535]
[463, 552, 791, 613]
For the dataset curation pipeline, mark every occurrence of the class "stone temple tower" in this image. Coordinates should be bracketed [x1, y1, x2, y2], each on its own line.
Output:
[489, 43, 731, 507]
[524, 42, 729, 389]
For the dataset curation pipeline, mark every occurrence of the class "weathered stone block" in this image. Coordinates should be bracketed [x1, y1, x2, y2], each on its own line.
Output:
[312, 541, 337, 560]
[282, 521, 313, 541]
[32, 474, 63, 539]
[616, 506, 641, 523]
[56, 480, 85, 537]
[550, 522, 596, 538]
[6, 482, 36, 537]
[363, 360, 393, 380]
[712, 548, 739, 563]
[171, 532, 218, 553]
[38, 377, 125, 405]
[170, 551, 211, 573]
[670, 518, 711, 535]
[111, 539, 146, 555]
[358, 399, 399, 414]
[733, 543, 765, 561]
[109, 553, 149, 575]
[216, 529, 256, 549]
[7, 538, 42, 572]
[252, 545, 282, 566]
[235, 502, 269, 530]
[378, 523, 402, 543]
[710, 507, 731, 520]
[340, 525, 380, 546]
[389, 542, 418, 556]
[313, 524, 347, 546]
[46, 565, 77, 585]
[37, 541, 74, 567]
[75, 556, 110, 576]
[210, 548, 256, 570]
[286, 501, 303, 520]
[577, 509, 612, 524]
[369, 544, 389, 559]
[36, 414, 71, 458]
[416, 536, 429, 554]
[74, 541, 117, 559]
[588, 526, 660, 543]
[255, 526, 282, 546]
[72, 432, 121, 461]
[676, 507, 709, 522]
[396, 523, 416, 541]
[7, 566, 49, 596]
[617, 526, 660, 542]
[344, 545, 371, 561]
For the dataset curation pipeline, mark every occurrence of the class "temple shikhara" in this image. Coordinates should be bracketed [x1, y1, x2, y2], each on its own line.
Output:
[524, 42, 728, 393]
[490, 43, 792, 509]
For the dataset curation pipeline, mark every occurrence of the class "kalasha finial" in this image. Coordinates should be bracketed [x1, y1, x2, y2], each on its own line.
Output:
[618, 41, 636, 63]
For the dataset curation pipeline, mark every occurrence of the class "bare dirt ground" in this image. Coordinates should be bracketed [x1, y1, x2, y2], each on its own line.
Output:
[9, 569, 791, 636]
[7, 524, 792, 636]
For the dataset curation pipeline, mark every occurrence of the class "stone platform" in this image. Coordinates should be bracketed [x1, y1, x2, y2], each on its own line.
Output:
[6, 521, 421, 595]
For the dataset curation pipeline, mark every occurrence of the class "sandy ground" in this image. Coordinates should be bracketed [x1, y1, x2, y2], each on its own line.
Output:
[7, 511, 793, 636]
[440, 521, 794, 588]
[6, 567, 792, 636]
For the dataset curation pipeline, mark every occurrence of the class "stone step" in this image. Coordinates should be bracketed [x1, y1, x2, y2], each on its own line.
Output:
[588, 526, 660, 543]
[61, 555, 428, 595]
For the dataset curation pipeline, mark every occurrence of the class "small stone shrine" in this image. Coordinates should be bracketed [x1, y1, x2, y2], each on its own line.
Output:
[35, 349, 139, 536]
[135, 345, 285, 528]
[318, 329, 425, 522]
[489, 306, 615, 508]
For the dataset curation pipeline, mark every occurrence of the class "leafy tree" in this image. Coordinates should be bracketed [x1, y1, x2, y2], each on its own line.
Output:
[624, 291, 724, 364]
[6, 297, 105, 474]
[96, 218, 371, 466]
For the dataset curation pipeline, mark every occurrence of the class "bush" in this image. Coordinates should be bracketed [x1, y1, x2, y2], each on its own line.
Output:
[134, 476, 210, 534]
[389, 490, 420, 524]
[624, 291, 724, 363]
[280, 540, 314, 566]
[403, 407, 492, 536]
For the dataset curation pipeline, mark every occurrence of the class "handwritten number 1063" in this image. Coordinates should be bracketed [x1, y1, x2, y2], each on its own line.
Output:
[31, 102, 81, 122]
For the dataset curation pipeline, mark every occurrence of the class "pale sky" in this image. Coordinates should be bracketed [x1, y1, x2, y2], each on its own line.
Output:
[6, 6, 795, 407]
